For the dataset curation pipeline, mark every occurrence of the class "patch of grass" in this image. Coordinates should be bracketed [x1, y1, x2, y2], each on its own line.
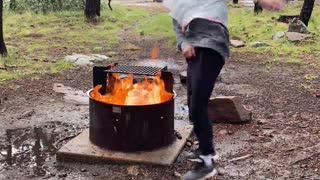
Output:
[137, 13, 176, 45]
[136, 3, 319, 62]
[229, 3, 320, 61]
[1, 6, 149, 83]
[287, 58, 302, 64]
[261, 56, 281, 65]
[0, 48, 32, 82]
[49, 61, 74, 73]
[138, 14, 174, 37]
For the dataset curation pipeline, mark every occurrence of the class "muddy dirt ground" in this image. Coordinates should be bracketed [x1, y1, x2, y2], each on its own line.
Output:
[1, 2, 320, 180]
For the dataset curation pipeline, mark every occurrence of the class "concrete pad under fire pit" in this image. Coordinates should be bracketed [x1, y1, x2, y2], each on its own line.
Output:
[56, 120, 193, 166]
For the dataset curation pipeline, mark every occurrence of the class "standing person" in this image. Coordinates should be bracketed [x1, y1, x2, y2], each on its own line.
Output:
[164, 0, 286, 179]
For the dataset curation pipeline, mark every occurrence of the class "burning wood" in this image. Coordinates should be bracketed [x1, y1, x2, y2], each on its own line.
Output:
[90, 46, 173, 106]
[90, 73, 173, 106]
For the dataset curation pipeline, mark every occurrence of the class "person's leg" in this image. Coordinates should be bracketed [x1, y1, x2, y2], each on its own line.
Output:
[183, 48, 224, 180]
[187, 60, 193, 124]
[189, 48, 224, 156]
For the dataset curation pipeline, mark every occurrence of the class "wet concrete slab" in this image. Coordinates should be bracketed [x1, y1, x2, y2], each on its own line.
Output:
[56, 120, 193, 166]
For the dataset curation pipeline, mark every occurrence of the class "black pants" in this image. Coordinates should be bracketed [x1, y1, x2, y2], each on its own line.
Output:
[187, 48, 225, 155]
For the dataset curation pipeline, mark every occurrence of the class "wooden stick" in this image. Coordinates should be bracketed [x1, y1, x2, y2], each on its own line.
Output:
[229, 154, 252, 162]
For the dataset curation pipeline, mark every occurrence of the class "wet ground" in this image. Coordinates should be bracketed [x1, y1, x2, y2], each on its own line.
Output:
[1, 2, 320, 180]
[1, 47, 319, 179]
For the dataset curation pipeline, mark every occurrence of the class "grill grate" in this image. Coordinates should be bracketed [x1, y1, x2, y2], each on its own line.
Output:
[105, 64, 164, 76]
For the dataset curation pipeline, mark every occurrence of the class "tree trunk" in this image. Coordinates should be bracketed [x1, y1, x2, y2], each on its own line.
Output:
[85, 0, 101, 21]
[299, 0, 315, 26]
[0, 0, 7, 56]
[254, 2, 263, 15]
[233, 0, 239, 4]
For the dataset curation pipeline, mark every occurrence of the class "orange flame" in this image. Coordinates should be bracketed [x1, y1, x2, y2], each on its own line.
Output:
[151, 45, 159, 66]
[90, 73, 173, 106]
[90, 46, 172, 106]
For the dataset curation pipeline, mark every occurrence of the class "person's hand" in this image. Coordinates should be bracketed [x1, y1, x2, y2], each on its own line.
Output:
[258, 0, 286, 11]
[182, 45, 195, 59]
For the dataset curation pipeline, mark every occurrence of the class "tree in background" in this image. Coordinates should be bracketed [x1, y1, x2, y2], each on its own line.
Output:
[254, 2, 263, 15]
[85, 0, 101, 21]
[233, 0, 239, 4]
[299, 0, 315, 26]
[0, 0, 7, 56]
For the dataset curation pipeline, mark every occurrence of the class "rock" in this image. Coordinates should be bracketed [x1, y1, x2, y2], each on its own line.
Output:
[64, 53, 110, 66]
[106, 51, 117, 57]
[277, 15, 299, 23]
[80, 168, 87, 172]
[53, 83, 83, 95]
[64, 94, 89, 106]
[263, 130, 274, 138]
[257, 119, 268, 125]
[58, 173, 67, 178]
[91, 54, 109, 62]
[250, 42, 269, 48]
[53, 83, 89, 105]
[186, 141, 192, 147]
[273, 31, 285, 40]
[208, 96, 252, 123]
[173, 171, 182, 178]
[122, 43, 141, 51]
[217, 168, 226, 175]
[286, 32, 312, 42]
[230, 40, 245, 48]
[175, 131, 182, 139]
[288, 18, 308, 33]
[64, 54, 94, 65]
[127, 166, 139, 176]
[218, 129, 228, 136]
[0, 108, 6, 113]
[53, 83, 68, 94]
[92, 172, 100, 176]
[17, 110, 35, 120]
[179, 71, 187, 84]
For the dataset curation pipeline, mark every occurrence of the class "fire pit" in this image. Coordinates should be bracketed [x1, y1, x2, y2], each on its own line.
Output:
[88, 64, 175, 152]
[57, 63, 193, 166]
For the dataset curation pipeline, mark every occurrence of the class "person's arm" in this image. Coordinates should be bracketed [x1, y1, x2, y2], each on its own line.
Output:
[172, 19, 190, 52]
[255, 0, 286, 11]
[172, 19, 195, 58]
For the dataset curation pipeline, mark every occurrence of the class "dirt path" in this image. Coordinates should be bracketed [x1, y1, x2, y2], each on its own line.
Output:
[1, 2, 320, 180]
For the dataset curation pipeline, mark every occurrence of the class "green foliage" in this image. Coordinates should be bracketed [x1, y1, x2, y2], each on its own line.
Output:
[138, 14, 174, 38]
[1, 6, 149, 83]
[137, 4, 319, 62]
[5, 0, 85, 13]
[137, 14, 176, 45]
[229, 4, 320, 59]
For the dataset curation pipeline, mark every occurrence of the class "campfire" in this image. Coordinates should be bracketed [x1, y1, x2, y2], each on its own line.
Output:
[90, 73, 173, 106]
[90, 46, 173, 106]
[87, 47, 175, 152]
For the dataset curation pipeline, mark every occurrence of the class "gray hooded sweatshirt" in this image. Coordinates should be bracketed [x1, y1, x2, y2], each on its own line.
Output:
[167, 0, 230, 59]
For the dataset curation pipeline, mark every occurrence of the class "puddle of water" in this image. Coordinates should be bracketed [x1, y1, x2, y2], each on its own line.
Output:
[0, 122, 84, 177]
